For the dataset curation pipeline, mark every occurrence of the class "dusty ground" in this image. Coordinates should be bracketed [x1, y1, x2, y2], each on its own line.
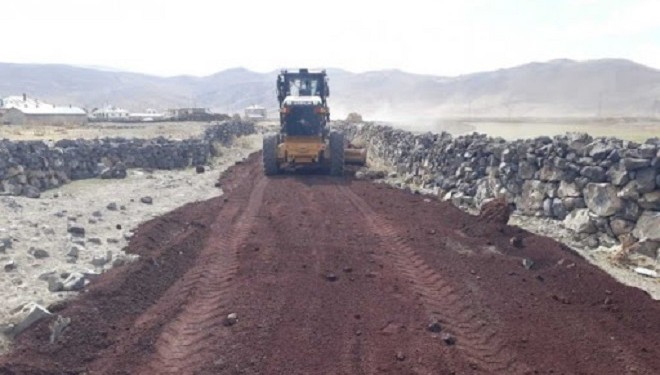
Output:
[0, 122, 213, 141]
[398, 119, 660, 142]
[509, 215, 660, 299]
[0, 135, 261, 355]
[376, 173, 660, 300]
[1, 153, 658, 374]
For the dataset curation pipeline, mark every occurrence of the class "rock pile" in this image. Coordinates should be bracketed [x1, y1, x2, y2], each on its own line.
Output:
[0, 121, 255, 197]
[338, 122, 660, 259]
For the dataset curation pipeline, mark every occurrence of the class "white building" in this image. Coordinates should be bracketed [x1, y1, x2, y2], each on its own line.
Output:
[244, 105, 267, 120]
[89, 105, 130, 121]
[128, 108, 167, 122]
[0, 94, 87, 126]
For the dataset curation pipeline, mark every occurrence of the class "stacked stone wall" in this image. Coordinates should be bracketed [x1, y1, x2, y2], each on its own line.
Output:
[339, 122, 660, 258]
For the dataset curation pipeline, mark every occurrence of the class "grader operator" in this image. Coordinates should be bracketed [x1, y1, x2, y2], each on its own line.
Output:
[262, 69, 366, 176]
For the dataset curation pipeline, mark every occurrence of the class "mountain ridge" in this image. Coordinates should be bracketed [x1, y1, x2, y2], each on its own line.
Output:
[1, 58, 659, 119]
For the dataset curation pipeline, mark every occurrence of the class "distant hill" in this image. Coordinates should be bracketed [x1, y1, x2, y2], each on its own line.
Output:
[1, 59, 660, 120]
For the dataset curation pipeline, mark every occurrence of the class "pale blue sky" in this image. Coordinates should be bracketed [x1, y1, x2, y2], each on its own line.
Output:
[1, 0, 658, 76]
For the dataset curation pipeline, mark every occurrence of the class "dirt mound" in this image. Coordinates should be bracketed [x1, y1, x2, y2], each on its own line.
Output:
[478, 196, 513, 225]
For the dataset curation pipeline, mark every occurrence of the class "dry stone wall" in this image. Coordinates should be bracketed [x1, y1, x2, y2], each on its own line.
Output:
[0, 121, 255, 198]
[339, 122, 660, 259]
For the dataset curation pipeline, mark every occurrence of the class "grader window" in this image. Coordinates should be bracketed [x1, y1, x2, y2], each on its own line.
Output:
[290, 79, 320, 97]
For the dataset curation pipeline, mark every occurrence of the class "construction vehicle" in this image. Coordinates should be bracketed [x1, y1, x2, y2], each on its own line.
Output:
[262, 69, 366, 176]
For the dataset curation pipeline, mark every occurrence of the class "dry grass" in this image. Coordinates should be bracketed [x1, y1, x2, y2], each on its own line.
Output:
[0, 122, 213, 142]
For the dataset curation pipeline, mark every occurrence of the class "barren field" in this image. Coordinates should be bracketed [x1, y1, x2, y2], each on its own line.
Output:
[0, 135, 261, 355]
[401, 119, 660, 142]
[1, 153, 658, 374]
[0, 122, 213, 141]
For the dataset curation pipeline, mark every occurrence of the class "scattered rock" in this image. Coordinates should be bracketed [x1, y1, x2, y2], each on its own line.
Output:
[48, 279, 64, 293]
[509, 236, 523, 248]
[62, 272, 86, 291]
[28, 247, 50, 259]
[521, 258, 534, 270]
[195, 165, 205, 174]
[140, 196, 153, 205]
[325, 272, 339, 282]
[223, 312, 238, 326]
[67, 224, 86, 237]
[100, 162, 127, 179]
[66, 245, 82, 259]
[634, 267, 658, 278]
[441, 333, 456, 345]
[427, 319, 442, 333]
[23, 185, 41, 199]
[4, 260, 17, 272]
[87, 237, 103, 245]
[90, 251, 112, 267]
[0, 237, 12, 250]
[106, 202, 118, 211]
[49, 315, 71, 344]
[395, 351, 406, 361]
[9, 303, 51, 338]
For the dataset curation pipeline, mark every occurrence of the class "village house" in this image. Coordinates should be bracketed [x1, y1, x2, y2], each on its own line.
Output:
[0, 94, 87, 126]
[88, 105, 130, 121]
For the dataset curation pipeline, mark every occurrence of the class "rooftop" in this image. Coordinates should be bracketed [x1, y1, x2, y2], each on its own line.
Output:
[1, 95, 86, 115]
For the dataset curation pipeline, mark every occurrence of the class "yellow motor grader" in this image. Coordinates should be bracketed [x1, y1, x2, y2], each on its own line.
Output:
[262, 69, 366, 176]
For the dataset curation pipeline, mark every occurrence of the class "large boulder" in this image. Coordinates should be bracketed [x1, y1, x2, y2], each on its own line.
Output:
[606, 163, 629, 186]
[638, 191, 660, 210]
[519, 180, 548, 214]
[563, 208, 597, 234]
[635, 168, 657, 194]
[618, 181, 640, 200]
[615, 200, 641, 221]
[623, 158, 650, 171]
[580, 166, 606, 182]
[558, 181, 580, 198]
[609, 218, 635, 236]
[633, 211, 660, 241]
[583, 183, 623, 217]
[539, 164, 566, 182]
[562, 197, 586, 211]
[628, 240, 659, 259]
[518, 161, 538, 180]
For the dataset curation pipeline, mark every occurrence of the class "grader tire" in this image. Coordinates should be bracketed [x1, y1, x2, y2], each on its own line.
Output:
[263, 133, 279, 176]
[329, 131, 345, 176]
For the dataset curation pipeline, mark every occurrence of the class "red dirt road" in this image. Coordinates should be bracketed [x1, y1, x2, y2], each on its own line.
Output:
[1, 153, 659, 374]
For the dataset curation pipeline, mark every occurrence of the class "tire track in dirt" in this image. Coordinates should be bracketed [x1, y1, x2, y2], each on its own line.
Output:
[339, 185, 530, 374]
[139, 176, 269, 374]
